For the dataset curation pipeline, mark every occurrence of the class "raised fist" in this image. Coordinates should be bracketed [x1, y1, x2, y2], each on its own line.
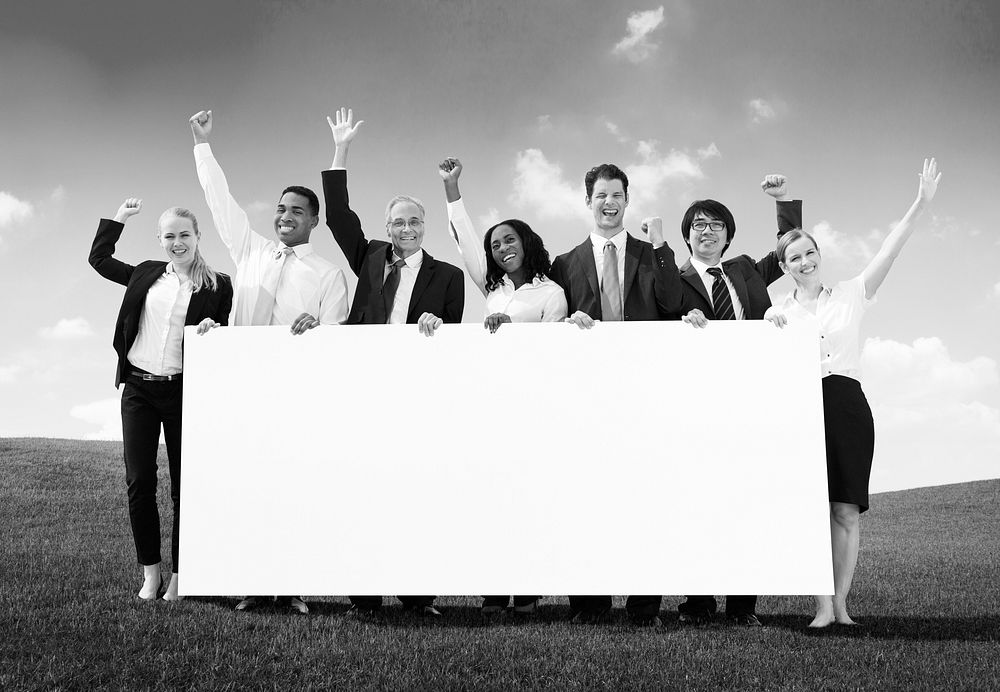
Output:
[438, 157, 463, 182]
[189, 110, 213, 144]
[114, 197, 143, 223]
[760, 174, 788, 199]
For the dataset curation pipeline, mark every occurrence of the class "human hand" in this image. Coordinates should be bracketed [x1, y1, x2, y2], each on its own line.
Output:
[195, 317, 221, 335]
[764, 306, 787, 328]
[640, 216, 665, 247]
[290, 312, 320, 335]
[327, 107, 364, 147]
[681, 308, 708, 328]
[917, 157, 941, 204]
[418, 312, 443, 337]
[761, 174, 788, 200]
[438, 157, 463, 183]
[483, 312, 511, 333]
[113, 198, 143, 223]
[564, 311, 596, 330]
[189, 110, 213, 145]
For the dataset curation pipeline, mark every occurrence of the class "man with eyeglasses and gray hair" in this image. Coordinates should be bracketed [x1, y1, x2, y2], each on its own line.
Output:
[674, 175, 803, 628]
[321, 108, 464, 338]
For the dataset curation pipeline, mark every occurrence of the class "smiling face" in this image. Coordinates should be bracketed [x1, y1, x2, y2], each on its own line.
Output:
[158, 214, 199, 268]
[489, 224, 525, 277]
[587, 177, 628, 237]
[386, 200, 425, 259]
[273, 192, 317, 247]
[779, 235, 822, 284]
[689, 211, 729, 266]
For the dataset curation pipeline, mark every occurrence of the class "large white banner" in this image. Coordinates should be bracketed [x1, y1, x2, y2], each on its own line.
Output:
[180, 321, 832, 596]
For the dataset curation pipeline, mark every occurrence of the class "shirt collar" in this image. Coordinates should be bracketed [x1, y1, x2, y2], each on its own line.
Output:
[278, 242, 313, 259]
[389, 249, 424, 269]
[689, 256, 723, 281]
[590, 229, 628, 253]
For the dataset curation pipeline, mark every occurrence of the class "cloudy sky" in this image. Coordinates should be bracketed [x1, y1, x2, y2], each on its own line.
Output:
[1, 0, 997, 491]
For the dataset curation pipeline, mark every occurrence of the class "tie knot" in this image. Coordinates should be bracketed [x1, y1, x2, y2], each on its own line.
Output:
[273, 247, 293, 260]
[391, 258, 406, 269]
[706, 266, 723, 279]
[604, 241, 616, 252]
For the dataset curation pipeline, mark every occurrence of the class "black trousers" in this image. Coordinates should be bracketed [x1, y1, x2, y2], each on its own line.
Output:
[569, 595, 661, 619]
[120, 373, 183, 568]
[678, 594, 757, 617]
[482, 596, 540, 609]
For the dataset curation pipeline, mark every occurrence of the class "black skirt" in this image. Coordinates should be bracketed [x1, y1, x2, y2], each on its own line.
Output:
[821, 375, 875, 513]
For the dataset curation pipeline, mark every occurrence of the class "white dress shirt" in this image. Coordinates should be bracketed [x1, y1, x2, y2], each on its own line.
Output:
[590, 229, 627, 314]
[447, 198, 567, 322]
[194, 143, 349, 326]
[384, 249, 423, 325]
[689, 256, 745, 320]
[778, 275, 876, 381]
[127, 264, 192, 375]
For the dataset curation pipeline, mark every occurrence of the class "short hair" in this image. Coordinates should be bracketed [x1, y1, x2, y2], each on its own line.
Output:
[482, 219, 552, 292]
[384, 195, 426, 225]
[680, 199, 737, 255]
[775, 228, 817, 264]
[279, 186, 319, 216]
[584, 163, 629, 200]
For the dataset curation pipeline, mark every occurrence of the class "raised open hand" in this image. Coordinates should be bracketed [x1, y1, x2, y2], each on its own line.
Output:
[917, 158, 941, 203]
[327, 107, 364, 147]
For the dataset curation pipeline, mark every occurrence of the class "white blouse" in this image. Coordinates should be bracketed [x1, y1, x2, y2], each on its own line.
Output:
[777, 275, 876, 381]
[447, 198, 568, 322]
[127, 265, 193, 376]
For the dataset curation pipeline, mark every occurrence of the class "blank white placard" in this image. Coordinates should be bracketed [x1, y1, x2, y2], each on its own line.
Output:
[179, 321, 832, 596]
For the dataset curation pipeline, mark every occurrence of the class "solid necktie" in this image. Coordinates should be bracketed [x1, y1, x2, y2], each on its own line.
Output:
[251, 247, 294, 325]
[382, 258, 407, 323]
[706, 266, 735, 320]
[600, 241, 623, 321]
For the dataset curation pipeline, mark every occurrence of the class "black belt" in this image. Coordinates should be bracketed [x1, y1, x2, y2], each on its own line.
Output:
[130, 371, 182, 382]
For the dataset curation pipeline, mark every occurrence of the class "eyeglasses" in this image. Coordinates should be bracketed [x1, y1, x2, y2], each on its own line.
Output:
[691, 221, 726, 232]
[388, 218, 424, 231]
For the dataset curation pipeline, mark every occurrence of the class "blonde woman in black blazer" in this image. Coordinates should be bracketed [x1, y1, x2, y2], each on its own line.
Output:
[89, 198, 232, 601]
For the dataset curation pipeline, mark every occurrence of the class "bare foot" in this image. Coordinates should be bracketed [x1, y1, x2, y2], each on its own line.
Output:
[808, 612, 835, 628]
[835, 614, 858, 626]
[163, 572, 183, 601]
[138, 564, 161, 600]
[833, 597, 856, 625]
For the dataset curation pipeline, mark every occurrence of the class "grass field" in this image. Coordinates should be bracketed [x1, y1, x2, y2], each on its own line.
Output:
[1, 437, 998, 690]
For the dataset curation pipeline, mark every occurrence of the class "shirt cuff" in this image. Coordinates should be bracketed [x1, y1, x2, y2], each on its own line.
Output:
[193, 142, 213, 158]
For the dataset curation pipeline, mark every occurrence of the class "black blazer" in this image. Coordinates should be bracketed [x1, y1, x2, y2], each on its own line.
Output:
[322, 169, 464, 325]
[89, 218, 233, 387]
[549, 234, 684, 320]
[676, 200, 803, 320]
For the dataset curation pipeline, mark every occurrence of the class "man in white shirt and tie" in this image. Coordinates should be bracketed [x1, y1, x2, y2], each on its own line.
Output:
[189, 110, 350, 614]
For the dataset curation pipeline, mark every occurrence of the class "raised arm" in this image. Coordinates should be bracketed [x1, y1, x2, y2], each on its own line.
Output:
[640, 216, 685, 317]
[323, 107, 370, 276]
[862, 158, 941, 299]
[439, 157, 488, 296]
[189, 110, 262, 263]
[755, 174, 803, 283]
[89, 198, 142, 286]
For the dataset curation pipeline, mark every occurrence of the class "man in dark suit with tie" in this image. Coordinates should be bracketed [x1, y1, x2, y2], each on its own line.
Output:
[675, 174, 802, 627]
[320, 108, 464, 618]
[548, 163, 684, 626]
[321, 108, 464, 337]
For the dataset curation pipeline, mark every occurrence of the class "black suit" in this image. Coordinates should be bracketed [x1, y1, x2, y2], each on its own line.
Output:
[675, 199, 801, 620]
[90, 218, 232, 570]
[322, 169, 464, 325]
[549, 232, 683, 621]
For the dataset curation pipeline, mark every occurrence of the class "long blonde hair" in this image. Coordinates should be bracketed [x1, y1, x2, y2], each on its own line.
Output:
[158, 207, 219, 293]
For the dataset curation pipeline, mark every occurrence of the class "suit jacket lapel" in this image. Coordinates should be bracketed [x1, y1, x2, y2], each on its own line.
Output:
[680, 260, 711, 308]
[623, 235, 641, 302]
[369, 244, 390, 323]
[572, 239, 600, 308]
[186, 285, 209, 324]
[724, 261, 750, 319]
[408, 250, 434, 320]
[125, 263, 167, 316]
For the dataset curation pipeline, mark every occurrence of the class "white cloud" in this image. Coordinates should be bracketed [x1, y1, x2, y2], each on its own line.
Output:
[606, 120, 628, 143]
[70, 397, 123, 441]
[508, 149, 590, 223]
[861, 337, 1000, 491]
[748, 98, 777, 124]
[624, 139, 718, 219]
[39, 317, 95, 340]
[612, 6, 666, 64]
[697, 142, 721, 160]
[0, 364, 22, 383]
[0, 191, 34, 229]
[477, 208, 502, 230]
[809, 220, 876, 268]
[50, 185, 66, 203]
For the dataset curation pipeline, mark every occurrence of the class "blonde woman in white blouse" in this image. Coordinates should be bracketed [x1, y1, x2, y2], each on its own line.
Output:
[765, 158, 941, 628]
[439, 157, 567, 333]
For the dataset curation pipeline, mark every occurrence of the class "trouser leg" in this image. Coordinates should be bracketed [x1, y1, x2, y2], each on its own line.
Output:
[160, 382, 183, 571]
[121, 381, 163, 566]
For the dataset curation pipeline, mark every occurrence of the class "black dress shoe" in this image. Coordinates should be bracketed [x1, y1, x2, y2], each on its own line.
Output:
[727, 613, 763, 627]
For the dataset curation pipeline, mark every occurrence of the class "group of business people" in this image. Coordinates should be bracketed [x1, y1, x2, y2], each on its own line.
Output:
[89, 105, 941, 628]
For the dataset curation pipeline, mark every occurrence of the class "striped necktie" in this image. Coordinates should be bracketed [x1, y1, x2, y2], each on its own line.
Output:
[706, 266, 735, 320]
